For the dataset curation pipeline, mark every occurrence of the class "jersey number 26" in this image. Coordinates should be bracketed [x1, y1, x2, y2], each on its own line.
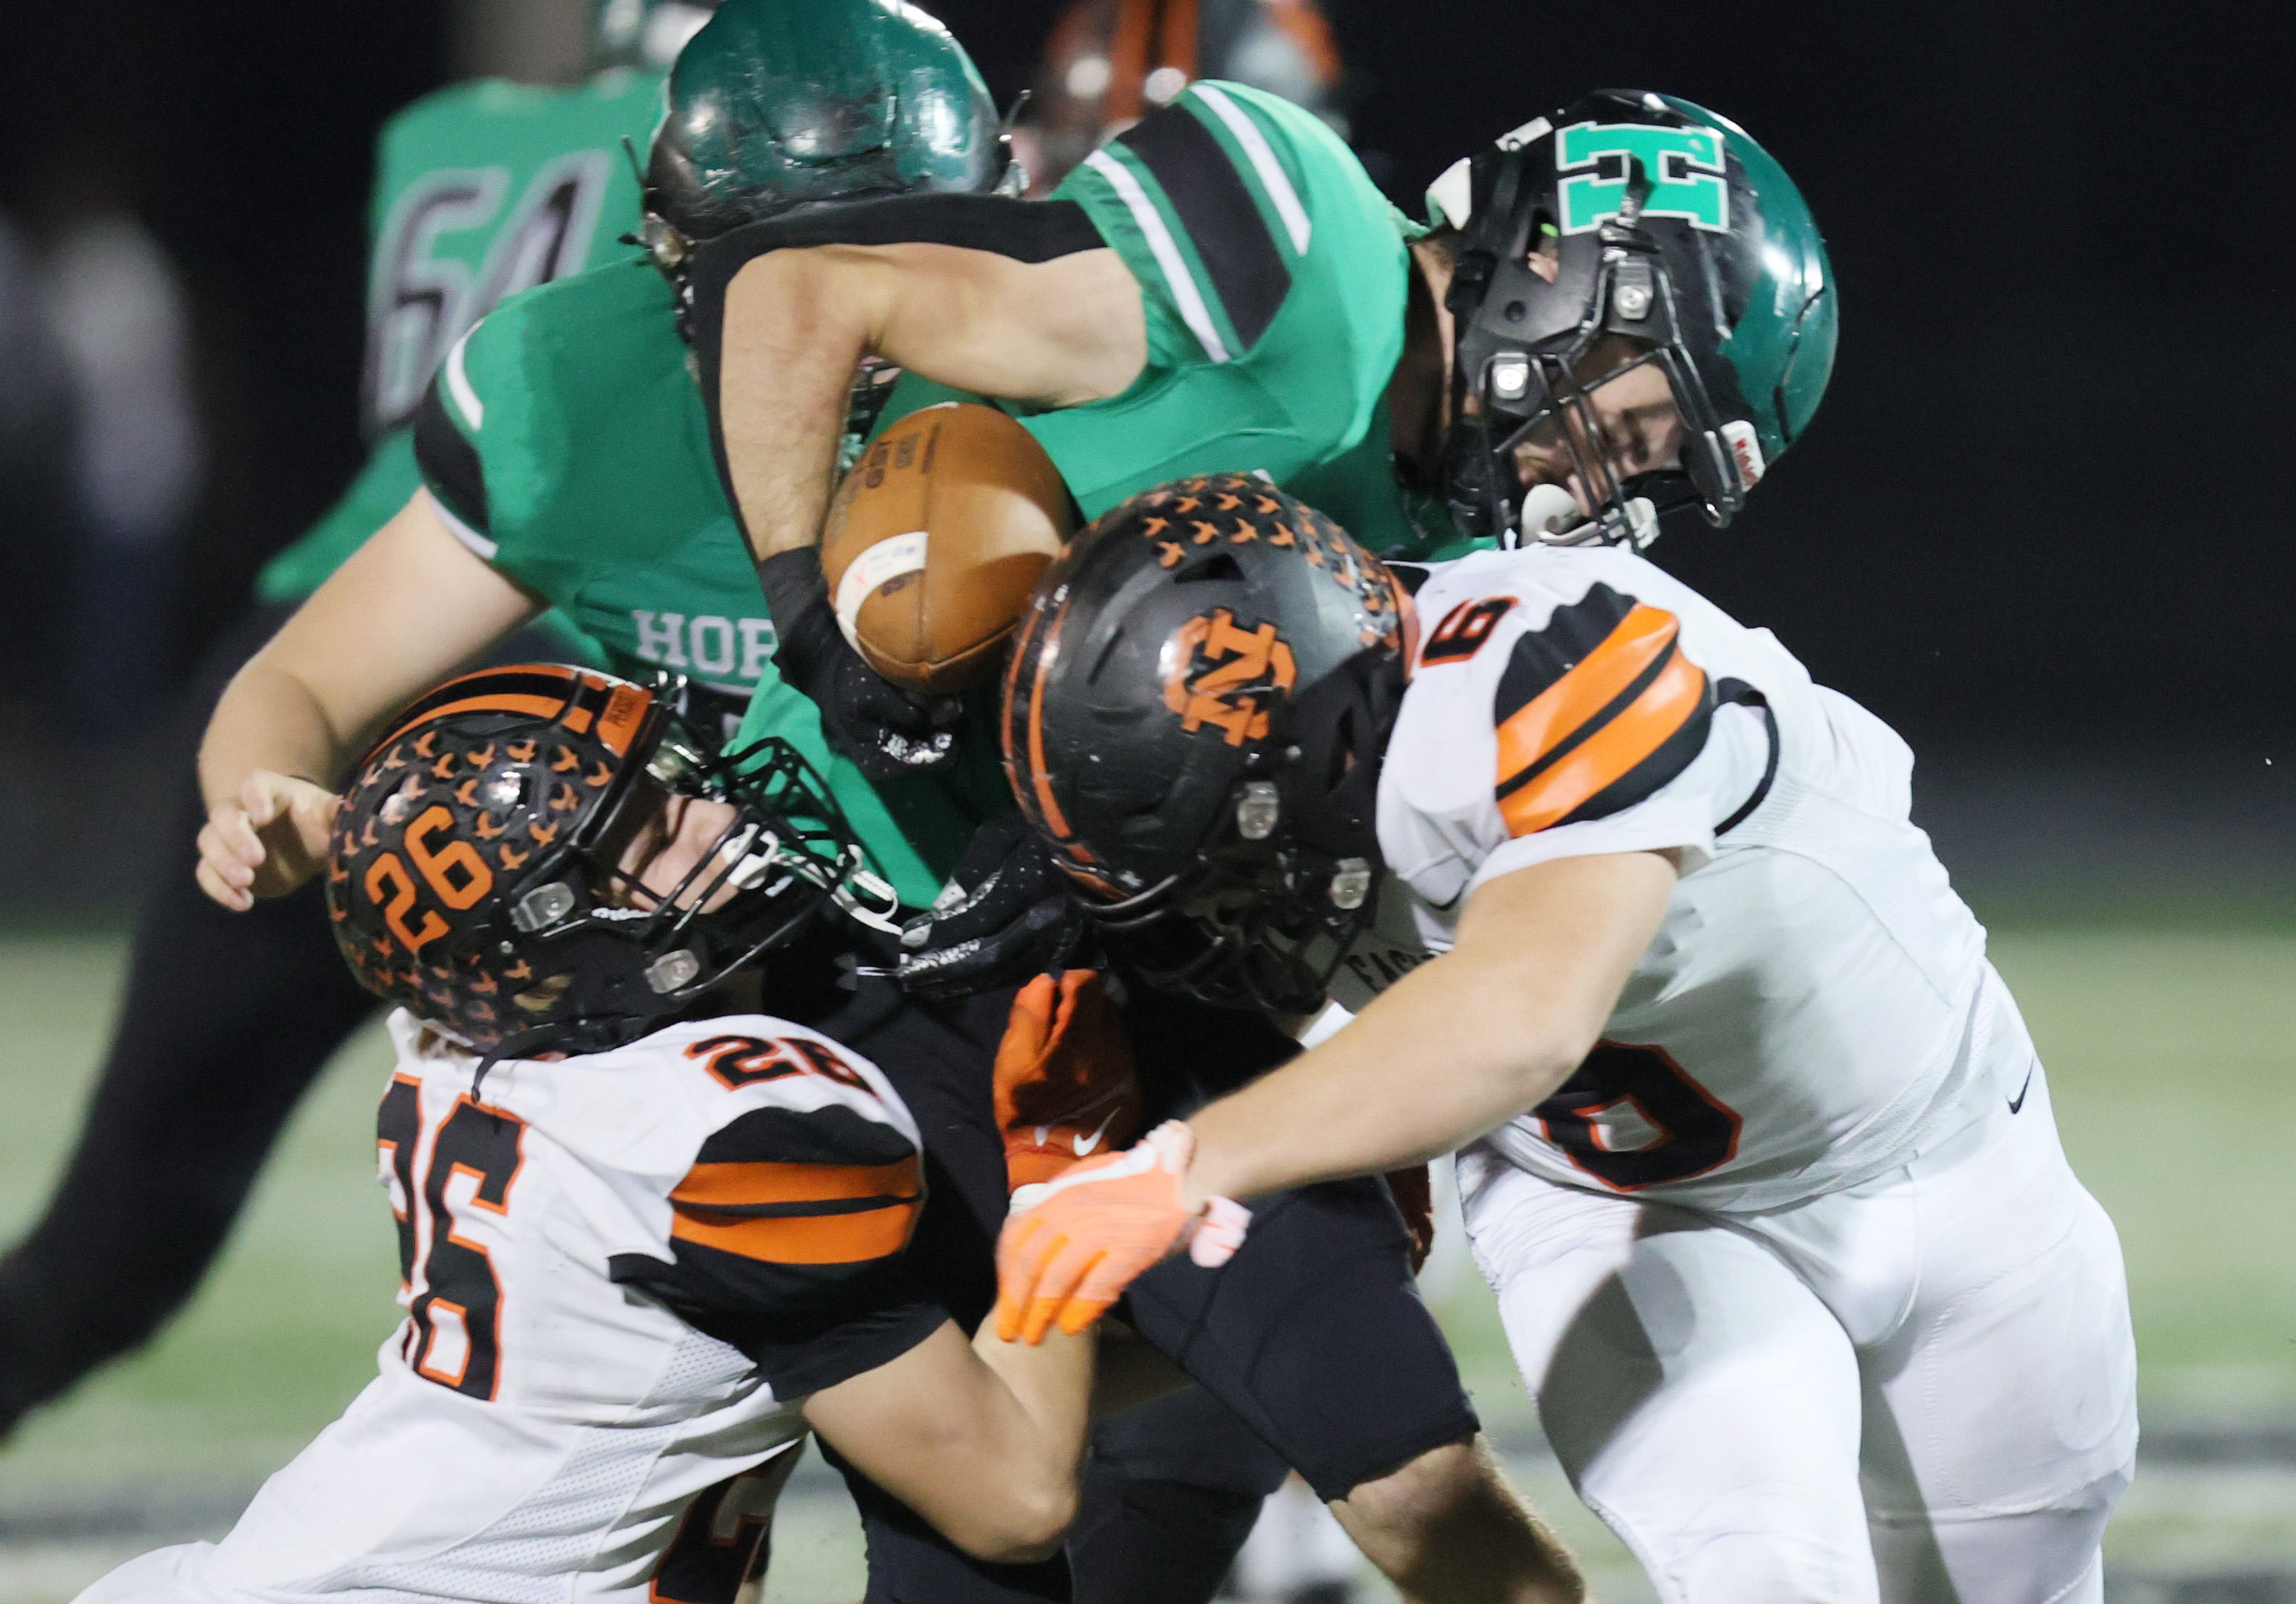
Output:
[377, 1077, 526, 1400]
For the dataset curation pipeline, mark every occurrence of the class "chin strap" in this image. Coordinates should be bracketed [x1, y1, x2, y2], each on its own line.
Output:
[833, 865, 905, 934]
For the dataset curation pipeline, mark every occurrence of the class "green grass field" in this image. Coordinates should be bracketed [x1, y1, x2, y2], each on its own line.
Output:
[1, 924, 2291, 1599]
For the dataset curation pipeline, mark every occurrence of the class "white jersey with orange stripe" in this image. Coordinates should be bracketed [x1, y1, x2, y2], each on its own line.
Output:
[1360, 544, 2023, 1211]
[101, 1010, 939, 1604]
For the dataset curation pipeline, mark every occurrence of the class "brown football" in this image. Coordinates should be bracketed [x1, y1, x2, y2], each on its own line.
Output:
[820, 403, 1077, 695]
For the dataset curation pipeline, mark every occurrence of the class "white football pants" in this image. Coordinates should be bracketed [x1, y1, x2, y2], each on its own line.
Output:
[1460, 1068, 2136, 1604]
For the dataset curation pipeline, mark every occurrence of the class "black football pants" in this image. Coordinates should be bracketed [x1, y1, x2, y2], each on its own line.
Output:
[800, 974, 1480, 1604]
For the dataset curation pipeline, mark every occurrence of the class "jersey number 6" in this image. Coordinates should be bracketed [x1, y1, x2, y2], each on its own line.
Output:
[378, 1081, 527, 1400]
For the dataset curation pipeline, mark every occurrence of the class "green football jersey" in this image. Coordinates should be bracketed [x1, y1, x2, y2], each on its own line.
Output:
[875, 81, 1479, 562]
[416, 259, 1002, 907]
[257, 68, 666, 611]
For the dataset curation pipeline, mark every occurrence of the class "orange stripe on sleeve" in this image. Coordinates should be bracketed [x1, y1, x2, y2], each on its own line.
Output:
[671, 1156, 922, 1211]
[1498, 646, 1708, 837]
[1494, 605, 1679, 786]
[670, 1200, 919, 1266]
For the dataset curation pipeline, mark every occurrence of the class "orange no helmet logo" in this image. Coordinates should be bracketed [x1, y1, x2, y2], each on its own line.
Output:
[1160, 608, 1297, 746]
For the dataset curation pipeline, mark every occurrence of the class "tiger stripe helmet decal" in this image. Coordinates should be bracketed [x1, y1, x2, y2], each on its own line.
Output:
[1492, 583, 1713, 836]
[327, 663, 861, 1058]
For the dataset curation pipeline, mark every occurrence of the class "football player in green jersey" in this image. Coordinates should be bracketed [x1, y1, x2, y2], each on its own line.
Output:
[701, 84, 1831, 984]
[254, 4, 718, 624]
[0, 0, 716, 1439]
[701, 85, 1829, 569]
[196, 0, 1020, 920]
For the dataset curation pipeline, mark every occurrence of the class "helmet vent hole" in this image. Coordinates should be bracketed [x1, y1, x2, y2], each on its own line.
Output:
[1175, 553, 1244, 585]
[1326, 707, 1359, 792]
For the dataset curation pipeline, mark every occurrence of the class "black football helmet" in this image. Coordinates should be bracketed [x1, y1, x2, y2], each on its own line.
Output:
[1427, 91, 1837, 549]
[1002, 475, 1411, 1013]
[326, 664, 883, 1058]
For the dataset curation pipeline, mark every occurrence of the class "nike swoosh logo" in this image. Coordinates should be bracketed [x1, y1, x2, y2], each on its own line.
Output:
[1070, 1106, 1123, 1157]
[2008, 1067, 2035, 1115]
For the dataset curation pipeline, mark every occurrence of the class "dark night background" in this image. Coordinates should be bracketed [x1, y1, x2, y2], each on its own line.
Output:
[0, 0, 2283, 837]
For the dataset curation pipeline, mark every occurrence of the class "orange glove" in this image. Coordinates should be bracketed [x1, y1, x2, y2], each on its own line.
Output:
[994, 1122, 1251, 1344]
[1384, 1164, 1435, 1274]
[994, 971, 1144, 1192]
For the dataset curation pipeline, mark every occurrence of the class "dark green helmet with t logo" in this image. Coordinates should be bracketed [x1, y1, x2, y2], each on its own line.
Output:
[641, 0, 1014, 251]
[1427, 91, 1836, 549]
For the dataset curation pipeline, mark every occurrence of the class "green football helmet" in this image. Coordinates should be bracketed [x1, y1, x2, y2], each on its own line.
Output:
[592, 0, 720, 70]
[641, 0, 1015, 258]
[1426, 91, 1837, 548]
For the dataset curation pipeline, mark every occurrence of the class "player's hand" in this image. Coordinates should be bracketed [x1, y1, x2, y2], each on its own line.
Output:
[897, 813, 1087, 1002]
[757, 547, 960, 782]
[195, 770, 341, 910]
[1385, 1164, 1436, 1274]
[994, 1122, 1250, 1345]
[994, 970, 1143, 1191]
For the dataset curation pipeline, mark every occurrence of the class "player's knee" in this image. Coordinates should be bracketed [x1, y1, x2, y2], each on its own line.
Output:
[1341, 1435, 1498, 1539]
[1338, 1435, 1584, 1601]
[1672, 1529, 1871, 1604]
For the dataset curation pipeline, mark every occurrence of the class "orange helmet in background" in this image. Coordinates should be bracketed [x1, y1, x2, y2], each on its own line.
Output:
[1015, 0, 1345, 195]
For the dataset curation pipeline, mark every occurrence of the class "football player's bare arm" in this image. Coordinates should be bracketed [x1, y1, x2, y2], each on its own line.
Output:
[718, 243, 1144, 561]
[1180, 852, 1678, 1209]
[802, 1316, 1097, 1563]
[194, 489, 541, 911]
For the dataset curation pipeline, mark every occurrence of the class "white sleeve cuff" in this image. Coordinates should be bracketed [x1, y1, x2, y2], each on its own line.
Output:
[426, 489, 499, 560]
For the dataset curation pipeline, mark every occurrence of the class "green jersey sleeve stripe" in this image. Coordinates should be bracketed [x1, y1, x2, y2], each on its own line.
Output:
[444, 328, 486, 428]
[412, 378, 494, 546]
[1190, 85, 1311, 255]
[1081, 149, 1231, 364]
[433, 496, 499, 560]
[1112, 103, 1292, 352]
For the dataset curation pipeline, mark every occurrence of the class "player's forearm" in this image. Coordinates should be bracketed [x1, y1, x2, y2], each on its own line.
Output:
[199, 655, 353, 811]
[1181, 948, 1592, 1208]
[973, 1321, 1096, 1474]
[200, 493, 546, 810]
[875, 244, 1147, 407]
[1183, 852, 1681, 1208]
[922, 1323, 1091, 1560]
[718, 251, 881, 561]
